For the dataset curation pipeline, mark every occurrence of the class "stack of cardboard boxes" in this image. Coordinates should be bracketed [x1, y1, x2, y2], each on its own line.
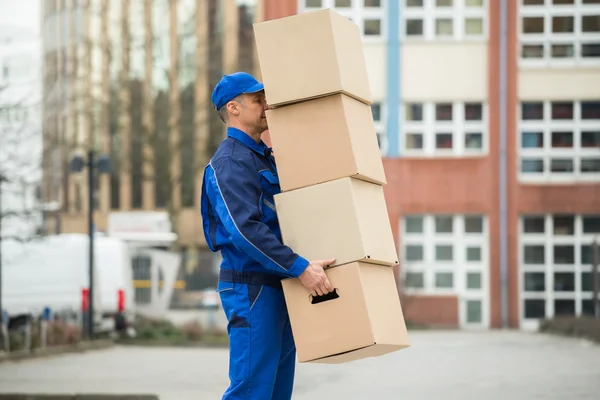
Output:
[254, 8, 410, 364]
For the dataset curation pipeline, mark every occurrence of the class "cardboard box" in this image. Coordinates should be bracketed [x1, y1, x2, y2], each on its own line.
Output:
[253, 8, 372, 107]
[274, 177, 398, 267]
[266, 93, 386, 192]
[282, 261, 410, 363]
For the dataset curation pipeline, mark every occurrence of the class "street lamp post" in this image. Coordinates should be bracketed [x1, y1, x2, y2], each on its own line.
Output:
[69, 150, 109, 340]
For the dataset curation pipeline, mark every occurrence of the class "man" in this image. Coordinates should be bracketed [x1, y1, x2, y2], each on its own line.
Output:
[200, 71, 335, 399]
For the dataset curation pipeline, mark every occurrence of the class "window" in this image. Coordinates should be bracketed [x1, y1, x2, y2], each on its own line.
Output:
[300, 0, 385, 39]
[519, 0, 600, 64]
[519, 100, 600, 182]
[403, 0, 487, 40]
[401, 213, 488, 309]
[520, 214, 600, 323]
[371, 102, 388, 156]
[402, 101, 487, 156]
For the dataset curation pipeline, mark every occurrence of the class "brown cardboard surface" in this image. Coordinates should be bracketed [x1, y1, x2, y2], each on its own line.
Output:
[253, 8, 372, 107]
[281, 262, 410, 364]
[274, 177, 398, 267]
[265, 93, 386, 192]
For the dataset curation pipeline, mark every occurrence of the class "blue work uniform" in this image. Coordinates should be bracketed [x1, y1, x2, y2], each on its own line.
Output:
[201, 127, 310, 400]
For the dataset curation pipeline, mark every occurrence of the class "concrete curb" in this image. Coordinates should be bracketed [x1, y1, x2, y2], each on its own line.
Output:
[0, 395, 158, 400]
[0, 340, 114, 363]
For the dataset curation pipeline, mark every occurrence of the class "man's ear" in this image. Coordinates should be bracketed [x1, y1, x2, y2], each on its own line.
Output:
[227, 101, 239, 116]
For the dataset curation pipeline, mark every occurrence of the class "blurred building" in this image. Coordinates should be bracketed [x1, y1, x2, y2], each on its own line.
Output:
[40, 0, 261, 307]
[263, 0, 600, 330]
[0, 0, 43, 241]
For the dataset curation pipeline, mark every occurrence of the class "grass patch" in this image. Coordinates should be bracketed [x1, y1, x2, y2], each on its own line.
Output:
[539, 315, 600, 344]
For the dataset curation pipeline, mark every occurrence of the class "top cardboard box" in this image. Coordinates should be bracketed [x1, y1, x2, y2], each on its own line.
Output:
[253, 8, 372, 107]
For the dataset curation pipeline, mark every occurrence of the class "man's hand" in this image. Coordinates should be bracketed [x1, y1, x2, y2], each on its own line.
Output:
[298, 258, 335, 297]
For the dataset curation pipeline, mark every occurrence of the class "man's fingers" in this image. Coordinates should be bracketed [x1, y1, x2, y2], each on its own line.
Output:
[315, 286, 324, 297]
[324, 279, 334, 293]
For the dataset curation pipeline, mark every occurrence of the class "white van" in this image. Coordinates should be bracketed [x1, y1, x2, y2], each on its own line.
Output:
[2, 233, 135, 336]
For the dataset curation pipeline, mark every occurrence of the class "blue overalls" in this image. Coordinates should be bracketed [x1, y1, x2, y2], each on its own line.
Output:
[201, 127, 310, 399]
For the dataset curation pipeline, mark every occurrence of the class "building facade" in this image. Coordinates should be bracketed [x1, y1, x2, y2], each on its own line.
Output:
[262, 0, 600, 330]
[40, 0, 262, 306]
[0, 0, 43, 241]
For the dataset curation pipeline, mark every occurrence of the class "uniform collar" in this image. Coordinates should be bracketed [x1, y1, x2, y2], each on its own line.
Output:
[227, 127, 272, 158]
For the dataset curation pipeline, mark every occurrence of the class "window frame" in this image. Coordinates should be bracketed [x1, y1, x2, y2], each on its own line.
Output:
[401, 101, 488, 157]
[299, 0, 388, 42]
[519, 214, 600, 330]
[518, 99, 600, 183]
[401, 0, 488, 42]
[518, 0, 600, 67]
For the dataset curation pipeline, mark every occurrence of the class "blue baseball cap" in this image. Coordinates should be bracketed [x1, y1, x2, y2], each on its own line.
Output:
[211, 72, 265, 110]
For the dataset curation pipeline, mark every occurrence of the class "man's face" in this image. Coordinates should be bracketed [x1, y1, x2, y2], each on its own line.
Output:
[235, 91, 269, 133]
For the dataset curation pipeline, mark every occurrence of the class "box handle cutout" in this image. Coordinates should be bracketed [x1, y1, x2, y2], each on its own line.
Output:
[310, 289, 340, 305]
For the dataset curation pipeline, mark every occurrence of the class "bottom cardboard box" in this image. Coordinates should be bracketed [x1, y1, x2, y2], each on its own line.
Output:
[282, 261, 410, 364]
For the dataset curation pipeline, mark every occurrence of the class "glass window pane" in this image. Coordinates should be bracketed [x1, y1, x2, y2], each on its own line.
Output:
[466, 300, 482, 323]
[583, 216, 600, 233]
[466, 18, 483, 35]
[406, 19, 423, 35]
[467, 246, 482, 261]
[406, 103, 423, 120]
[406, 134, 424, 149]
[406, 0, 423, 6]
[405, 245, 424, 261]
[436, 133, 453, 149]
[466, 0, 483, 5]
[583, 0, 600, 4]
[524, 299, 545, 319]
[523, 17, 544, 34]
[551, 102, 573, 119]
[582, 16, 600, 32]
[521, 132, 544, 148]
[522, 102, 544, 120]
[551, 131, 573, 148]
[581, 245, 592, 265]
[436, 0, 453, 6]
[465, 216, 483, 233]
[436, 245, 453, 261]
[306, 0, 322, 7]
[405, 215, 424, 233]
[465, 133, 483, 150]
[364, 19, 381, 35]
[525, 272, 545, 291]
[554, 299, 575, 316]
[551, 44, 574, 58]
[524, 216, 545, 233]
[554, 215, 574, 235]
[554, 245, 575, 264]
[521, 159, 544, 173]
[552, 16, 574, 33]
[405, 272, 424, 288]
[467, 272, 482, 289]
[524, 0, 544, 4]
[524, 245, 545, 264]
[581, 158, 600, 173]
[582, 44, 600, 58]
[364, 0, 381, 6]
[553, 0, 574, 3]
[554, 272, 575, 291]
[581, 272, 594, 292]
[371, 103, 381, 121]
[465, 103, 483, 120]
[581, 102, 600, 119]
[550, 159, 574, 173]
[436, 19, 453, 35]
[581, 131, 600, 148]
[435, 216, 453, 233]
[522, 44, 544, 58]
[335, 0, 351, 7]
[436, 103, 453, 120]
[435, 272, 453, 288]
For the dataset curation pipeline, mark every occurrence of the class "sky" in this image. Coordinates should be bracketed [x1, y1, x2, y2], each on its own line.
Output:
[0, 0, 40, 41]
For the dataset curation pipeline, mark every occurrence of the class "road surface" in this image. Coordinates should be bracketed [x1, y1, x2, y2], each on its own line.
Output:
[1, 330, 599, 399]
